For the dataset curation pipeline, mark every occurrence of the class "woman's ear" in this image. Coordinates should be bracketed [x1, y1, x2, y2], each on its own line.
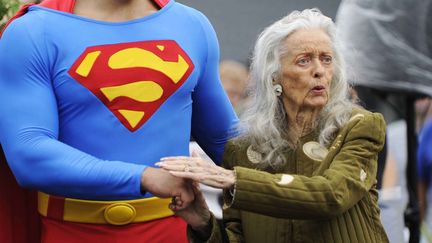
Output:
[271, 72, 280, 85]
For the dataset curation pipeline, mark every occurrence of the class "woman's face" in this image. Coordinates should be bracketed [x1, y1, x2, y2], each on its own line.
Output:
[279, 28, 334, 111]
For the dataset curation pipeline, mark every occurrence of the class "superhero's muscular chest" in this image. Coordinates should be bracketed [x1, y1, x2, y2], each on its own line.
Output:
[68, 40, 194, 132]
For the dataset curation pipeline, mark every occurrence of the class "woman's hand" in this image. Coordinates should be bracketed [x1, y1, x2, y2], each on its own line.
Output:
[156, 151, 236, 189]
[170, 182, 212, 230]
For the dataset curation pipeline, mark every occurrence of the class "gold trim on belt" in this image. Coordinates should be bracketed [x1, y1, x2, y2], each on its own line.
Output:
[38, 191, 174, 225]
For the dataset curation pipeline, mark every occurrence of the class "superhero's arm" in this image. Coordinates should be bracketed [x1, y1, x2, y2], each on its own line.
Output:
[190, 12, 238, 165]
[0, 20, 146, 200]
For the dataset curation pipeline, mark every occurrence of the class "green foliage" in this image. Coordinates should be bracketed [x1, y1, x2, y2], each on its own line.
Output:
[0, 0, 23, 28]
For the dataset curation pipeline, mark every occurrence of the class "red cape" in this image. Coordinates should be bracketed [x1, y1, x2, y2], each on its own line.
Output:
[0, 149, 40, 243]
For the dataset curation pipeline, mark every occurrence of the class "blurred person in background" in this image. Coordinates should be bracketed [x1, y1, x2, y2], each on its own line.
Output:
[336, 0, 432, 241]
[380, 97, 432, 243]
[219, 59, 249, 115]
[417, 98, 432, 242]
[158, 8, 389, 243]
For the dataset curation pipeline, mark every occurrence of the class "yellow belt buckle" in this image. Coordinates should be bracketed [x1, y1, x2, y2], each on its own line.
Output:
[104, 203, 137, 225]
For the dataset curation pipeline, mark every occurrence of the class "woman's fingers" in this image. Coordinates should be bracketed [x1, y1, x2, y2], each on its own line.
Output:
[157, 162, 211, 175]
[160, 156, 202, 163]
[160, 156, 191, 160]
[157, 156, 235, 189]
[157, 158, 206, 167]
[167, 171, 232, 189]
[169, 171, 204, 181]
[156, 158, 213, 174]
[156, 163, 189, 172]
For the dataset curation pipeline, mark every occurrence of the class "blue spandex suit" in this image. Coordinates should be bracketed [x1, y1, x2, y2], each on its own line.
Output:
[0, 0, 237, 201]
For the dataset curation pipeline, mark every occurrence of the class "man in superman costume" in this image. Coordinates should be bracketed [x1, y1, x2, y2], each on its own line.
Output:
[0, 0, 238, 242]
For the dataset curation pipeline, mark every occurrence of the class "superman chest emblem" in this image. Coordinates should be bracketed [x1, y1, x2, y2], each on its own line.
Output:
[68, 40, 194, 132]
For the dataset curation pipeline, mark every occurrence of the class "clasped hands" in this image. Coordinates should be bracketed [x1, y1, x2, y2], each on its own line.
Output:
[151, 152, 236, 229]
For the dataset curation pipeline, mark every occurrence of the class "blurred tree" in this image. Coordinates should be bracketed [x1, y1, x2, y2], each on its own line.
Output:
[0, 0, 22, 30]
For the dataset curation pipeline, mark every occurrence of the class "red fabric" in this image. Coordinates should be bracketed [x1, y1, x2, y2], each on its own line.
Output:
[39, 0, 75, 12]
[41, 216, 188, 243]
[0, 148, 41, 243]
[47, 196, 65, 220]
[154, 0, 170, 8]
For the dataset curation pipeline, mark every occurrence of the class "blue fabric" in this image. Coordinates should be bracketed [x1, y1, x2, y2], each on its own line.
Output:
[418, 119, 432, 186]
[0, 1, 237, 200]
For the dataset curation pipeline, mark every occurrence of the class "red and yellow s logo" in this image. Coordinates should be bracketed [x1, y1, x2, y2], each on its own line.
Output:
[68, 40, 194, 132]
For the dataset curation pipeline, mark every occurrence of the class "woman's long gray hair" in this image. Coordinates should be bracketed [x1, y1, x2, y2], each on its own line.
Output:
[237, 8, 356, 169]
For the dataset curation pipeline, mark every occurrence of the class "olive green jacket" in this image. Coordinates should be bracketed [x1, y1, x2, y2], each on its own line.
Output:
[190, 109, 389, 243]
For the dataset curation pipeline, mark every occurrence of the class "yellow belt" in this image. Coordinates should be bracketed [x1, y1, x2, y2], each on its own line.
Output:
[37, 192, 174, 225]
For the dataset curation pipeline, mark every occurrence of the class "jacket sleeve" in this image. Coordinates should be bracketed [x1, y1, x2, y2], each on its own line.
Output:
[225, 112, 386, 219]
[187, 209, 244, 243]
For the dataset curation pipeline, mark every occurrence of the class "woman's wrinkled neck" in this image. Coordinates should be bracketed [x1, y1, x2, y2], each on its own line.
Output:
[285, 105, 322, 147]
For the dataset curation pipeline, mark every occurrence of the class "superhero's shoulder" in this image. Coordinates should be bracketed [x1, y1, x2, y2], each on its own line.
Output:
[1, 0, 73, 38]
[1, 8, 46, 40]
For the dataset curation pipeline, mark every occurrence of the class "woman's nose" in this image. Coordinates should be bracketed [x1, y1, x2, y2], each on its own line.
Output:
[312, 60, 325, 78]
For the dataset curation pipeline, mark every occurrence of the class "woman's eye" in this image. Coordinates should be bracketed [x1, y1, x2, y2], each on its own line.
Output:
[297, 58, 310, 65]
[321, 56, 333, 64]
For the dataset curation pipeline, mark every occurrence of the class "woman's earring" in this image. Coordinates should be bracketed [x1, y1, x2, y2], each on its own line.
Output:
[273, 84, 282, 96]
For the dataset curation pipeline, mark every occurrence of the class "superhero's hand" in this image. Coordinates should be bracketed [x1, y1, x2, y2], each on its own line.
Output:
[141, 167, 194, 210]
[170, 182, 212, 231]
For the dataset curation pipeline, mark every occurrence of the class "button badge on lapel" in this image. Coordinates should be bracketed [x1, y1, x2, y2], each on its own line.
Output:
[302, 141, 328, 161]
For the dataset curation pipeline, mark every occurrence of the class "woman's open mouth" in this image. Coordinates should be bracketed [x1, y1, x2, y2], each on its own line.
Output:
[311, 85, 326, 94]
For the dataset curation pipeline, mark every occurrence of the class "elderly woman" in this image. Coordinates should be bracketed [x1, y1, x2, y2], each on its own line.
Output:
[158, 9, 388, 243]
